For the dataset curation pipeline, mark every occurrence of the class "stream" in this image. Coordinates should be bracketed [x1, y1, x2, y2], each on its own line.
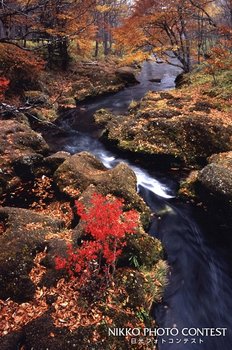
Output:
[42, 60, 232, 350]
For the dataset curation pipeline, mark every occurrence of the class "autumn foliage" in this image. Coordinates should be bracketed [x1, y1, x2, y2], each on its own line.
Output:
[0, 77, 10, 100]
[55, 193, 139, 284]
[204, 46, 232, 84]
[0, 44, 44, 92]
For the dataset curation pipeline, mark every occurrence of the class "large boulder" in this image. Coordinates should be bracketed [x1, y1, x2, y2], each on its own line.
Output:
[0, 207, 64, 301]
[44, 151, 71, 172]
[116, 66, 139, 85]
[0, 119, 49, 194]
[102, 112, 232, 167]
[54, 152, 150, 226]
[174, 72, 190, 88]
[97, 91, 232, 167]
[0, 120, 49, 162]
[198, 151, 232, 203]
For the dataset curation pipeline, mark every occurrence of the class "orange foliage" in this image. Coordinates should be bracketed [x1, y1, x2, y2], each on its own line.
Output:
[204, 45, 232, 83]
[0, 44, 44, 92]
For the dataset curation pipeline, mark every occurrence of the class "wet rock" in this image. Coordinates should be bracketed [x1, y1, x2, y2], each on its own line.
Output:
[54, 152, 151, 227]
[0, 207, 64, 301]
[116, 66, 139, 85]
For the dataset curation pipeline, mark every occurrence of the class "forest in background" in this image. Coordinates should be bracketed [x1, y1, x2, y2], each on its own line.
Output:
[0, 0, 232, 91]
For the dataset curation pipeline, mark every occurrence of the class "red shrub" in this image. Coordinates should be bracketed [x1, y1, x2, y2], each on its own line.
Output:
[55, 193, 139, 284]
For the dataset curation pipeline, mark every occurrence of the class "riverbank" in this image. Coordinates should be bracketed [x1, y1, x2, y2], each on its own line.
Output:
[1, 48, 139, 124]
[92, 66, 232, 229]
[95, 69, 232, 168]
[0, 60, 168, 349]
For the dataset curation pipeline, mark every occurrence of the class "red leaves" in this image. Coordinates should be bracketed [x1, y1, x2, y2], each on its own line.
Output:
[55, 193, 139, 283]
[55, 256, 67, 270]
[76, 193, 138, 246]
[0, 77, 10, 100]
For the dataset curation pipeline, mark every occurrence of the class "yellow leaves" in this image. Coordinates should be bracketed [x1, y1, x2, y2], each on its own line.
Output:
[57, 13, 73, 21]
[76, 38, 95, 56]
[119, 51, 148, 66]
[95, 4, 111, 13]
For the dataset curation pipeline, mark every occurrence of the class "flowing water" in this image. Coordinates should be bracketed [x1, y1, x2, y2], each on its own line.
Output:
[43, 60, 232, 350]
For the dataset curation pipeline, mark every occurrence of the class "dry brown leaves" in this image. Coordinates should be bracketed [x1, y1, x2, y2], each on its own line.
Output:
[145, 89, 232, 127]
[0, 296, 48, 337]
[51, 279, 103, 330]
[0, 249, 152, 348]
[29, 250, 47, 285]
[0, 250, 49, 337]
[36, 201, 74, 228]
[0, 222, 6, 235]
[24, 222, 44, 231]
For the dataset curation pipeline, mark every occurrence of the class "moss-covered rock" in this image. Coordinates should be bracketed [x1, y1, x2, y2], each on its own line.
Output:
[70, 61, 125, 102]
[0, 119, 50, 195]
[12, 153, 44, 180]
[120, 232, 164, 269]
[99, 92, 232, 167]
[23, 313, 106, 350]
[0, 119, 49, 162]
[28, 107, 58, 122]
[116, 66, 139, 85]
[198, 151, 232, 204]
[94, 108, 114, 126]
[54, 152, 151, 227]
[44, 151, 71, 172]
[178, 170, 199, 199]
[0, 207, 64, 301]
[24, 90, 51, 107]
[0, 330, 24, 350]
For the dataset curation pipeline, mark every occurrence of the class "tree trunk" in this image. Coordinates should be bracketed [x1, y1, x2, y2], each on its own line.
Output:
[94, 40, 99, 58]
[59, 38, 69, 70]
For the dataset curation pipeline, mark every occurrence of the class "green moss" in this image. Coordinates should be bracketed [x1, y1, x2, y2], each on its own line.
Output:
[121, 232, 164, 270]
